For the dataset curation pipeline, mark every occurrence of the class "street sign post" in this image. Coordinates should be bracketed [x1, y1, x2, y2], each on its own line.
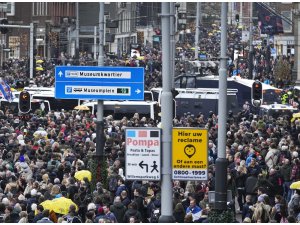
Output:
[125, 128, 161, 181]
[55, 66, 144, 100]
[172, 128, 208, 180]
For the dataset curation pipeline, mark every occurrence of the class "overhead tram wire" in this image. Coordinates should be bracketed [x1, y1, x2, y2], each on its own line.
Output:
[256, 2, 293, 26]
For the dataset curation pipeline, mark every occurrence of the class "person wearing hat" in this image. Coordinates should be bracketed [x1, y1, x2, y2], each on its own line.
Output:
[15, 155, 33, 182]
[32, 205, 44, 223]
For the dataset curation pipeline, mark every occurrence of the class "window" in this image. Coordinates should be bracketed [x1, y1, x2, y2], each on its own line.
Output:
[32, 3, 48, 16]
[9, 36, 20, 59]
[281, 11, 292, 33]
[6, 3, 15, 16]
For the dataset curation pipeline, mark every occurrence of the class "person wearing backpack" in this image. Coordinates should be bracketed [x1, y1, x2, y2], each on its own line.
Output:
[265, 143, 280, 170]
[108, 172, 120, 194]
[115, 178, 128, 197]
[288, 189, 300, 218]
[147, 193, 161, 223]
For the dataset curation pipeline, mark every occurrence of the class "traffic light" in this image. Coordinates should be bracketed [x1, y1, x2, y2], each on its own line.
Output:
[19, 91, 31, 114]
[235, 14, 239, 23]
[178, 13, 187, 19]
[252, 80, 262, 107]
[0, 19, 8, 34]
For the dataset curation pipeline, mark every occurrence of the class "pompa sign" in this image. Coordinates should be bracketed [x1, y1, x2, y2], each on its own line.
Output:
[125, 128, 161, 181]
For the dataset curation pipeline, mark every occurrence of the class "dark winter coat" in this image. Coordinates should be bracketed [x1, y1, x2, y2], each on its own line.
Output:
[110, 202, 127, 223]
[123, 208, 142, 223]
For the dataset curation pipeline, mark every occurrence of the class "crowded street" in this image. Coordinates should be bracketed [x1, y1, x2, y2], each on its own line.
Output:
[0, 2, 299, 223]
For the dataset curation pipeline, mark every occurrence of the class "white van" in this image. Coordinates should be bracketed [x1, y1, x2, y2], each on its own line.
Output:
[82, 100, 159, 120]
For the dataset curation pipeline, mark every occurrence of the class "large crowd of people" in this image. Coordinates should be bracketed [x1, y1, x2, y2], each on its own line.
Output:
[0, 22, 298, 223]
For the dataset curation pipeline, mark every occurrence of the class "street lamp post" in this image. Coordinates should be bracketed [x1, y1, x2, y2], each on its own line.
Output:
[214, 2, 228, 211]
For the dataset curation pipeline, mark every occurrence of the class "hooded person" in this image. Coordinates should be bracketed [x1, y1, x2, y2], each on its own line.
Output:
[110, 196, 127, 223]
[123, 202, 142, 223]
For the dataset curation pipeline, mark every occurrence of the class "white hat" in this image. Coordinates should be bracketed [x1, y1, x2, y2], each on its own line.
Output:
[30, 189, 37, 196]
[281, 145, 288, 151]
[87, 203, 96, 211]
[31, 203, 37, 211]
[18, 194, 25, 201]
[54, 178, 60, 184]
[293, 151, 299, 158]
[2, 197, 9, 205]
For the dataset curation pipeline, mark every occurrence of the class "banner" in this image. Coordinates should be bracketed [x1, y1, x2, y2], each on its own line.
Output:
[257, 4, 283, 35]
[0, 78, 13, 102]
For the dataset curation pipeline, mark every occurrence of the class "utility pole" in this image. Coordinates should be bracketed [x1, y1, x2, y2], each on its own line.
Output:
[195, 2, 201, 60]
[158, 2, 175, 223]
[75, 2, 80, 65]
[94, 26, 97, 60]
[215, 2, 228, 211]
[292, 2, 300, 84]
[170, 2, 175, 89]
[249, 2, 254, 79]
[95, 2, 105, 184]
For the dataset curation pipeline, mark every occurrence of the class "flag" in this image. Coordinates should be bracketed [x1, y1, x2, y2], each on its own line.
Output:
[0, 78, 13, 102]
[257, 4, 284, 35]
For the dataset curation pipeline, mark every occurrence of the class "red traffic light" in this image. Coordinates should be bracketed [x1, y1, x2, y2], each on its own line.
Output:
[19, 91, 31, 114]
[20, 93, 29, 100]
[252, 81, 262, 105]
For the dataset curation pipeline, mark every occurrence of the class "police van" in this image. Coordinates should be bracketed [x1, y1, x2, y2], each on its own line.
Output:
[151, 87, 239, 118]
[259, 103, 298, 120]
[174, 75, 282, 108]
[175, 88, 239, 118]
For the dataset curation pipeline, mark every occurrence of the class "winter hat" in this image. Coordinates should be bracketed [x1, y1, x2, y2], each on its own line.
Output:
[98, 206, 104, 215]
[243, 217, 251, 223]
[54, 178, 60, 184]
[87, 203, 96, 211]
[257, 194, 267, 202]
[19, 155, 25, 163]
[293, 151, 299, 158]
[30, 189, 37, 196]
[2, 197, 9, 205]
[18, 194, 25, 201]
[31, 203, 37, 211]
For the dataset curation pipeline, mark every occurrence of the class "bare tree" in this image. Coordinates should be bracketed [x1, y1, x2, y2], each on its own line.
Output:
[273, 56, 291, 82]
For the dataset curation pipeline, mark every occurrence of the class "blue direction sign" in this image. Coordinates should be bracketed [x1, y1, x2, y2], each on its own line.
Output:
[55, 66, 144, 100]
